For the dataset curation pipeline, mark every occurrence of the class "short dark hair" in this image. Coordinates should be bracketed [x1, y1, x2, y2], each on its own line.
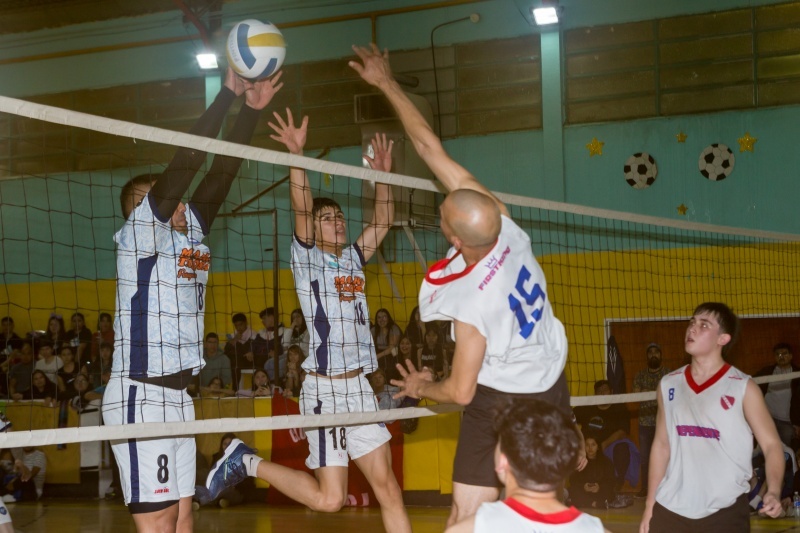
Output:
[232, 312, 247, 324]
[494, 398, 580, 491]
[593, 379, 611, 393]
[71, 312, 85, 321]
[312, 197, 342, 219]
[0, 317, 12, 325]
[206, 332, 219, 341]
[120, 174, 157, 219]
[259, 307, 275, 319]
[774, 342, 792, 354]
[693, 302, 740, 356]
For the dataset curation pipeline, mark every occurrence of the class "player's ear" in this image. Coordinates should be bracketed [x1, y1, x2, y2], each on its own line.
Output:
[494, 451, 509, 484]
[717, 333, 732, 347]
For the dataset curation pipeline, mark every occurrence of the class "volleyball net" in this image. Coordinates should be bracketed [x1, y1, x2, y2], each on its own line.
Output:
[0, 92, 799, 452]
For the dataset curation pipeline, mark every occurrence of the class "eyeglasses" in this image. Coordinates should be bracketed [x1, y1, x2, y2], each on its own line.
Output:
[776, 351, 791, 357]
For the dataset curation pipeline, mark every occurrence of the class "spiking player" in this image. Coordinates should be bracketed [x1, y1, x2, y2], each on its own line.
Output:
[102, 68, 282, 532]
[640, 302, 784, 532]
[203, 109, 411, 533]
[350, 43, 584, 527]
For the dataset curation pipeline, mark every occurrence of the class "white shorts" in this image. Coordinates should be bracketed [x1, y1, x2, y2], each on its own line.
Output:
[102, 376, 196, 505]
[0, 499, 10, 525]
[300, 373, 391, 469]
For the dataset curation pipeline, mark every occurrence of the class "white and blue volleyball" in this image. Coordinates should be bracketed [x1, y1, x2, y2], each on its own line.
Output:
[226, 20, 285, 79]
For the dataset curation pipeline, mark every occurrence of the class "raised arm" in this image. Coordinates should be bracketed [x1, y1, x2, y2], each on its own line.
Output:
[269, 109, 314, 245]
[356, 132, 395, 262]
[350, 44, 508, 217]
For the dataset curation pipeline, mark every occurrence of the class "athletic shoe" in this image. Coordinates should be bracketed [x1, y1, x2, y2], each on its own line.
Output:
[199, 438, 254, 504]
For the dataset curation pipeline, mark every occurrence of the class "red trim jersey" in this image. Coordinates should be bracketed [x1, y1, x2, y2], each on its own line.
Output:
[418, 215, 567, 393]
[655, 364, 753, 519]
[475, 499, 605, 532]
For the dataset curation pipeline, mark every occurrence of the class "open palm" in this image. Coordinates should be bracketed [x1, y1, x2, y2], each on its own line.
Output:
[268, 108, 308, 155]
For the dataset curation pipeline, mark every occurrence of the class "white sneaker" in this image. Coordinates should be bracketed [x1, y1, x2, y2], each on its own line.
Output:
[2, 495, 16, 503]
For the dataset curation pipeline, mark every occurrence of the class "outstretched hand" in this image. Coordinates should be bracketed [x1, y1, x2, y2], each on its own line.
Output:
[365, 132, 393, 172]
[349, 43, 394, 89]
[268, 108, 309, 155]
[245, 71, 284, 110]
[224, 67, 249, 96]
[391, 359, 434, 400]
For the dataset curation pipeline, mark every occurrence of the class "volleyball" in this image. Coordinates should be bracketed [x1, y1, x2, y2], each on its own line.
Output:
[226, 19, 286, 80]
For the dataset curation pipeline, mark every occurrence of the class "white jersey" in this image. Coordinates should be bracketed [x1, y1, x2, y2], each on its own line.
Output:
[291, 236, 376, 376]
[112, 194, 209, 378]
[418, 215, 567, 393]
[655, 364, 753, 519]
[475, 499, 605, 532]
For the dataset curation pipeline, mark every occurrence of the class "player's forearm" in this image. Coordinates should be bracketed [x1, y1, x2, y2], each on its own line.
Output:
[416, 378, 457, 404]
[372, 183, 394, 229]
[645, 440, 669, 509]
[763, 441, 786, 497]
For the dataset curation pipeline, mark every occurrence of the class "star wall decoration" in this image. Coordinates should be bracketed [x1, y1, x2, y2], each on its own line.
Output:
[676, 131, 687, 143]
[677, 204, 688, 215]
[586, 137, 604, 157]
[737, 132, 757, 153]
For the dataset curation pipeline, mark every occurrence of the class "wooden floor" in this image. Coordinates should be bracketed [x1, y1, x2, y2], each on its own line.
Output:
[5, 499, 800, 532]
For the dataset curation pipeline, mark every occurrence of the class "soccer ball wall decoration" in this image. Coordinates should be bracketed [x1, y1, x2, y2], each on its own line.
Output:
[698, 144, 735, 181]
[623, 152, 658, 189]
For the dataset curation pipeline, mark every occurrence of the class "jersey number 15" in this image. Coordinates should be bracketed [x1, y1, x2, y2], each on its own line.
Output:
[507, 265, 546, 339]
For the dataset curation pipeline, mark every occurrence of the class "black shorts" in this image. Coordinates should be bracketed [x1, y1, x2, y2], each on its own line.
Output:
[452, 372, 572, 487]
[649, 494, 749, 533]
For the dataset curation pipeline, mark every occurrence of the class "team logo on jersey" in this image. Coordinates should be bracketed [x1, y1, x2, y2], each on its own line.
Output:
[720, 395, 735, 410]
[478, 246, 511, 291]
[177, 248, 210, 279]
[334, 275, 365, 302]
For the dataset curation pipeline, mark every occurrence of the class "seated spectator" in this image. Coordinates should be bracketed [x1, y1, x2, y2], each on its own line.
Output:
[56, 346, 80, 398]
[404, 306, 426, 352]
[69, 373, 97, 412]
[372, 308, 401, 374]
[418, 327, 447, 380]
[8, 341, 35, 399]
[224, 312, 256, 388]
[65, 312, 92, 364]
[446, 398, 606, 532]
[386, 335, 415, 383]
[255, 308, 285, 383]
[750, 441, 797, 515]
[575, 380, 639, 494]
[569, 433, 616, 509]
[34, 344, 62, 385]
[0, 317, 22, 356]
[282, 344, 305, 398]
[41, 313, 66, 354]
[282, 308, 309, 357]
[755, 342, 800, 448]
[84, 341, 113, 389]
[8, 447, 46, 502]
[13, 370, 58, 405]
[369, 368, 400, 411]
[200, 376, 235, 398]
[236, 368, 271, 398]
[199, 333, 233, 389]
[90, 312, 114, 365]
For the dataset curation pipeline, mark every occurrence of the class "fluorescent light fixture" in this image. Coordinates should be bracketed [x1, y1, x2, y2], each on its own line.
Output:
[532, 6, 559, 25]
[196, 53, 218, 69]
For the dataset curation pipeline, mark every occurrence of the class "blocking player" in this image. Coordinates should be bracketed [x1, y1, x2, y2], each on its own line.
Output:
[203, 109, 411, 533]
[102, 68, 282, 532]
[446, 398, 607, 533]
[350, 43, 582, 526]
[640, 302, 784, 533]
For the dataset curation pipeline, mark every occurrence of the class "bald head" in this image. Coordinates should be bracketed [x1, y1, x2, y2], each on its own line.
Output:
[441, 189, 501, 249]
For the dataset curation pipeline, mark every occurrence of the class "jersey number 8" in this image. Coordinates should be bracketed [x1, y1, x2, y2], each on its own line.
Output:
[507, 265, 546, 339]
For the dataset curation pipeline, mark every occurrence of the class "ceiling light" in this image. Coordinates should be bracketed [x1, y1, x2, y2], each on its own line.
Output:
[196, 53, 218, 70]
[532, 6, 559, 25]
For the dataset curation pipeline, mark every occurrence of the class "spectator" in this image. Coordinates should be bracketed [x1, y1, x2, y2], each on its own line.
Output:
[69, 373, 97, 411]
[255, 307, 285, 383]
[0, 317, 22, 356]
[750, 442, 796, 515]
[199, 333, 233, 389]
[404, 306, 426, 352]
[755, 342, 800, 448]
[370, 368, 401, 411]
[224, 312, 256, 388]
[282, 344, 305, 398]
[41, 313, 66, 353]
[418, 327, 447, 380]
[8, 447, 46, 502]
[236, 368, 271, 398]
[200, 376, 234, 398]
[90, 312, 114, 365]
[13, 370, 58, 405]
[34, 344, 62, 385]
[632, 342, 669, 498]
[56, 346, 80, 398]
[281, 308, 309, 357]
[84, 341, 113, 389]
[65, 312, 92, 364]
[8, 340, 34, 398]
[387, 336, 415, 383]
[569, 433, 616, 509]
[574, 380, 639, 500]
[372, 308, 401, 374]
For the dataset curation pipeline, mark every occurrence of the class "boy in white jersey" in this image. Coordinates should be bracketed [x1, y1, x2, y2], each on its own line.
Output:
[447, 398, 607, 533]
[202, 109, 410, 533]
[349, 43, 585, 527]
[640, 302, 784, 533]
[102, 68, 282, 532]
